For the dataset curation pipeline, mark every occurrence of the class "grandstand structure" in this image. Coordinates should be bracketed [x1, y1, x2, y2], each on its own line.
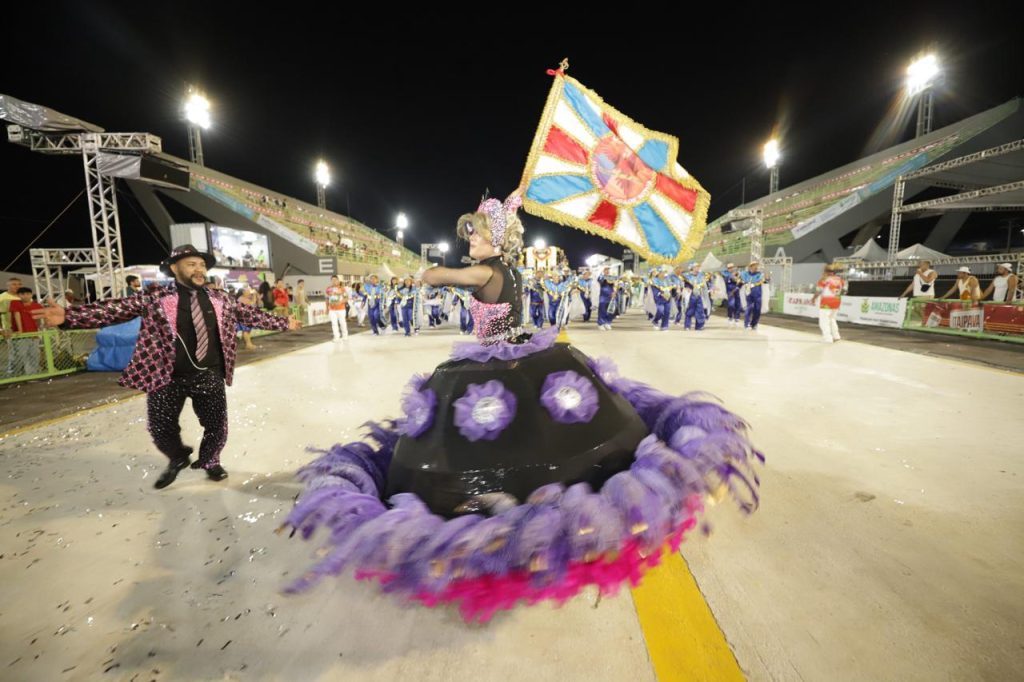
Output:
[696, 98, 1023, 268]
[128, 152, 422, 278]
[2, 93, 419, 301]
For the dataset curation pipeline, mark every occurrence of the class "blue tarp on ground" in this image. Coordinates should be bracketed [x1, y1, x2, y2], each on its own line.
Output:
[86, 318, 140, 371]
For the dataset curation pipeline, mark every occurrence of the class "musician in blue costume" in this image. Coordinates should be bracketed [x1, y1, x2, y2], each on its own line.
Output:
[423, 284, 444, 328]
[742, 261, 768, 331]
[722, 262, 744, 325]
[363, 275, 385, 336]
[671, 267, 685, 325]
[544, 272, 565, 327]
[596, 267, 616, 331]
[683, 262, 711, 331]
[396, 277, 419, 337]
[650, 268, 673, 331]
[527, 275, 546, 329]
[384, 277, 401, 333]
[615, 276, 629, 317]
[577, 269, 594, 322]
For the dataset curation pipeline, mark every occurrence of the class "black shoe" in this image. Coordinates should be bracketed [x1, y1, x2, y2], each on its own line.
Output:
[154, 457, 191, 490]
[205, 465, 229, 481]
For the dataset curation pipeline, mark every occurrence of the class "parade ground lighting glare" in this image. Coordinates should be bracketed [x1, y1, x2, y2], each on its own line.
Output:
[534, 239, 546, 250]
[185, 93, 211, 129]
[586, 255, 602, 267]
[396, 213, 409, 230]
[439, 242, 449, 253]
[315, 161, 331, 187]
[763, 139, 780, 169]
[907, 54, 940, 96]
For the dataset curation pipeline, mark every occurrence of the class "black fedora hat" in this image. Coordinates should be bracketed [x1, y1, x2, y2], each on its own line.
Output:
[160, 244, 217, 276]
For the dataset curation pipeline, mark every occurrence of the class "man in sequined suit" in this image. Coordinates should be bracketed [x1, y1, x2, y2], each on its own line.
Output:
[32, 245, 301, 489]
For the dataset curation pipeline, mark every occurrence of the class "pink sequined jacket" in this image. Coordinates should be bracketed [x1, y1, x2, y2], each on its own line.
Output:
[62, 285, 289, 392]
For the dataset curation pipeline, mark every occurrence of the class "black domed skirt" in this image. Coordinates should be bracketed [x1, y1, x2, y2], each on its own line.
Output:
[385, 343, 648, 516]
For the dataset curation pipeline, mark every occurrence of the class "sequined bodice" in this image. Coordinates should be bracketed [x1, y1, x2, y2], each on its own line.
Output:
[470, 257, 523, 345]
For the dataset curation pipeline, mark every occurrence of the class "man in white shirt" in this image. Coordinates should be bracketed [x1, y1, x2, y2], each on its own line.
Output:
[981, 264, 1019, 302]
[899, 260, 937, 299]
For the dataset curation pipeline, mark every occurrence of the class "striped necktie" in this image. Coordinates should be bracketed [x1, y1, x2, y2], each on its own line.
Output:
[190, 290, 209, 363]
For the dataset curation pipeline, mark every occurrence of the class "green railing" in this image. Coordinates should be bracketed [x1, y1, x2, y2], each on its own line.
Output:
[0, 330, 98, 386]
[902, 298, 1024, 344]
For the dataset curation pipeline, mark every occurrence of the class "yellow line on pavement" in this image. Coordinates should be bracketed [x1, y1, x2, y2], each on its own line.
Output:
[631, 550, 745, 681]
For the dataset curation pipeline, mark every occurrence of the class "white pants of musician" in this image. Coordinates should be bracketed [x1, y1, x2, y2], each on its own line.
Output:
[329, 309, 349, 340]
[818, 307, 840, 342]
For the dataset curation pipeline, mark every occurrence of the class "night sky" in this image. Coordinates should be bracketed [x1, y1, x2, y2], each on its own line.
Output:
[3, 3, 1022, 274]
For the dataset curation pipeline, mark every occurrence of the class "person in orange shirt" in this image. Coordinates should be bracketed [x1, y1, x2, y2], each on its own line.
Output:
[272, 280, 290, 317]
[812, 264, 846, 344]
[325, 275, 349, 342]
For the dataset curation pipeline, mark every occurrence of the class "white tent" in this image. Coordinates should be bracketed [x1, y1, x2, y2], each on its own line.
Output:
[897, 243, 947, 260]
[700, 252, 723, 271]
[850, 240, 888, 260]
[586, 254, 624, 274]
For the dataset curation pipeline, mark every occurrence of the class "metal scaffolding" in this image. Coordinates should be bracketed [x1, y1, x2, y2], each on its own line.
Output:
[29, 248, 96, 304]
[886, 139, 1024, 278]
[7, 124, 163, 299]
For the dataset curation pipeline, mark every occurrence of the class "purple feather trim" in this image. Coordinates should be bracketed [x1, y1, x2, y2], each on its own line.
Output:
[284, 363, 763, 619]
[450, 326, 558, 362]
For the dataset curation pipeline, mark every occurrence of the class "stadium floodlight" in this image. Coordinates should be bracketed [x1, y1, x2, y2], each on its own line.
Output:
[906, 54, 940, 96]
[763, 139, 781, 194]
[184, 87, 211, 165]
[586, 254, 602, 267]
[439, 242, 449, 253]
[907, 54, 941, 137]
[315, 161, 331, 187]
[534, 239, 547, 250]
[395, 213, 409, 246]
[314, 160, 331, 209]
[763, 139, 780, 169]
[184, 92, 211, 129]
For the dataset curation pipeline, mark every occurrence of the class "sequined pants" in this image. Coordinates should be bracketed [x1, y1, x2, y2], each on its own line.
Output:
[147, 371, 228, 469]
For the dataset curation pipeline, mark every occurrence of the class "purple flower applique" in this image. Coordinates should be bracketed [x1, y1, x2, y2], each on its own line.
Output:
[398, 374, 437, 438]
[452, 380, 516, 441]
[540, 370, 599, 424]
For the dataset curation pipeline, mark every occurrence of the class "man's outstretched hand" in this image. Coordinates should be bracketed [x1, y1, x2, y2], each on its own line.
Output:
[31, 304, 66, 328]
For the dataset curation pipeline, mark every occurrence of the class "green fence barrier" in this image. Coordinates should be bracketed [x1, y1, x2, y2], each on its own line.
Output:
[902, 298, 1024, 344]
[0, 330, 98, 386]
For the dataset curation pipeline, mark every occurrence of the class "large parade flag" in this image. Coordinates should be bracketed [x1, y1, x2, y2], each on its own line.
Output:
[520, 66, 710, 264]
